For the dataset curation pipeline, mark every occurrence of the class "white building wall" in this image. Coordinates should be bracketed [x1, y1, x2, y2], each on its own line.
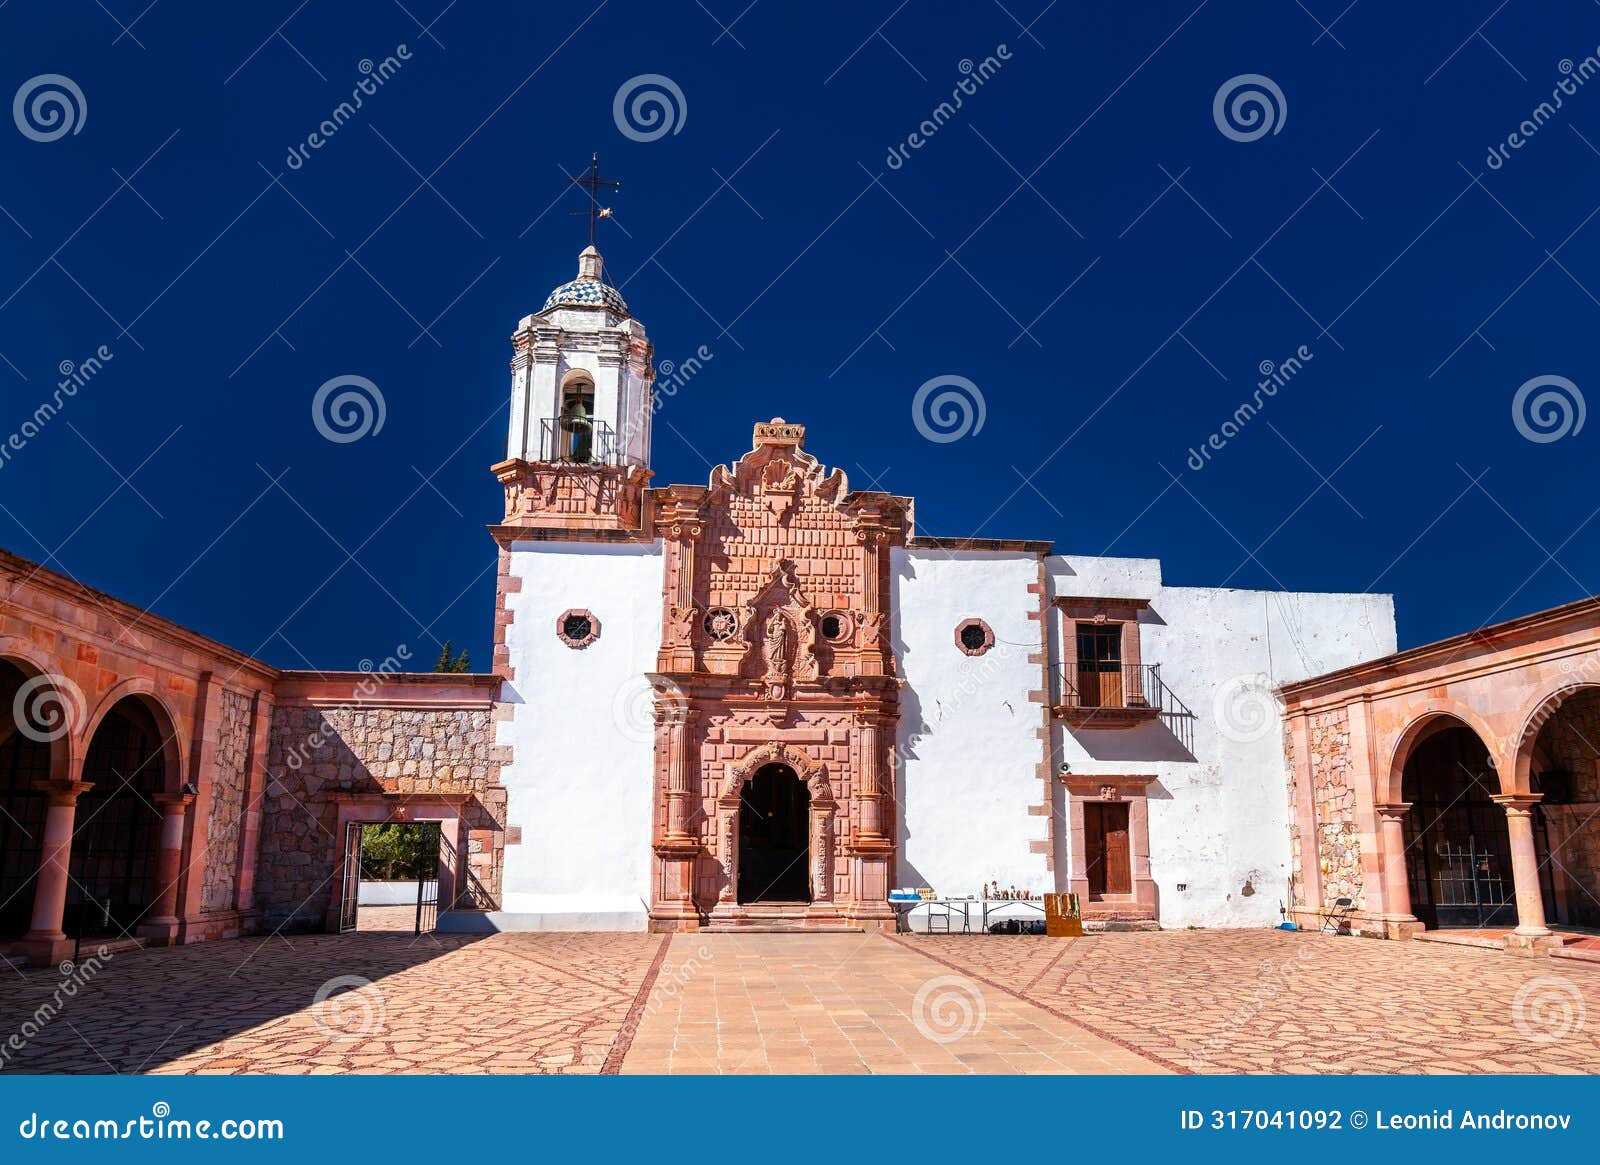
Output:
[487, 540, 664, 931]
[891, 549, 1049, 898]
[1048, 554, 1396, 929]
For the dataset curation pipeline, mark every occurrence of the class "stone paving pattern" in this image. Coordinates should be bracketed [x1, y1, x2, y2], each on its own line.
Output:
[622, 933, 1160, 1074]
[0, 931, 665, 1075]
[909, 929, 1600, 1073]
[3, 929, 1599, 1074]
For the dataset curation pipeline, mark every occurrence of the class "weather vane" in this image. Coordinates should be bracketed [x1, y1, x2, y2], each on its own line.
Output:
[568, 153, 619, 248]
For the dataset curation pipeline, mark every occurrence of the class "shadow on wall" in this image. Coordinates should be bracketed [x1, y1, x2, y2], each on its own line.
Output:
[257, 708, 503, 934]
[1072, 722, 1196, 763]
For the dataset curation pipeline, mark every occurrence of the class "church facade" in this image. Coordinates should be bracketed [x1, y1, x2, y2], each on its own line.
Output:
[468, 246, 1396, 934]
[0, 242, 1414, 966]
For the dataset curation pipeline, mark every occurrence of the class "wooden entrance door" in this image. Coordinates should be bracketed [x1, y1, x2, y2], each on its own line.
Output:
[1084, 801, 1132, 896]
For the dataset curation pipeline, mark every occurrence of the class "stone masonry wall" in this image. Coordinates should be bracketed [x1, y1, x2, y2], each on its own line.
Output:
[1307, 706, 1363, 909]
[256, 705, 505, 931]
[200, 688, 253, 913]
[1283, 721, 1303, 908]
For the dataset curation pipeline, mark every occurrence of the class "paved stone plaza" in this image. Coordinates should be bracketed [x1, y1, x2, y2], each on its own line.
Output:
[1, 930, 1597, 1074]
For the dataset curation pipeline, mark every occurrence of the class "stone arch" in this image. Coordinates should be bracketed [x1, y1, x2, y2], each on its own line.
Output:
[80, 676, 186, 793]
[1506, 680, 1600, 795]
[1383, 701, 1505, 804]
[721, 739, 830, 804]
[0, 637, 79, 782]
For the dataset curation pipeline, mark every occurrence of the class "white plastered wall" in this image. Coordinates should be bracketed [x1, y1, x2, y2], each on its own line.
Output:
[473, 539, 664, 931]
[891, 548, 1050, 898]
[1048, 554, 1397, 928]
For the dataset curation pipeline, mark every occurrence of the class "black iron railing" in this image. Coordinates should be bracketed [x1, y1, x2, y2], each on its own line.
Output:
[538, 416, 620, 464]
[1056, 662, 1196, 751]
[1058, 663, 1158, 710]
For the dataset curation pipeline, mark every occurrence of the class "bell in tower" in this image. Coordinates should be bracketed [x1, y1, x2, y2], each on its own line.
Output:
[493, 158, 654, 532]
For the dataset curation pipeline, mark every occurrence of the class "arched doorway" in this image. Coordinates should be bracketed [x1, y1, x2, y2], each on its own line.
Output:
[69, 697, 171, 937]
[737, 763, 810, 904]
[1523, 685, 1600, 927]
[0, 660, 54, 937]
[1402, 723, 1549, 929]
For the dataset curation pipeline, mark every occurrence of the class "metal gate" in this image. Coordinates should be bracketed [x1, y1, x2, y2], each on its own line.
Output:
[1431, 837, 1516, 929]
[413, 823, 440, 935]
[338, 821, 362, 933]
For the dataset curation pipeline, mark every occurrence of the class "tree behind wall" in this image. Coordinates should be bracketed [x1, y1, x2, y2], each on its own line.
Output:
[434, 640, 470, 672]
[359, 824, 438, 880]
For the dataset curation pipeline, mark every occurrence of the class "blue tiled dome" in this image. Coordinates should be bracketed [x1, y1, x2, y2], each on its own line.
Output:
[542, 276, 628, 314]
[541, 245, 629, 316]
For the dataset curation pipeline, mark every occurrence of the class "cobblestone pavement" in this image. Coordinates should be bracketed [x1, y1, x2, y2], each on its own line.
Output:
[902, 929, 1600, 1073]
[622, 933, 1164, 1073]
[0, 931, 667, 1075]
[4, 928, 1598, 1074]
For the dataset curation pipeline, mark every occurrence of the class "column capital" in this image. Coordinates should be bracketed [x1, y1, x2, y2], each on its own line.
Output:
[153, 791, 197, 812]
[31, 779, 92, 806]
[1374, 801, 1412, 820]
[1492, 793, 1543, 814]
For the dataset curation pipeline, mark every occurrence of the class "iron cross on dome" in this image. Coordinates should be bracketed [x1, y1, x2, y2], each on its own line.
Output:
[567, 153, 620, 248]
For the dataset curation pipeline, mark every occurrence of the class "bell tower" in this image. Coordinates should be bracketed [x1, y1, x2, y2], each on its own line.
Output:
[493, 243, 654, 532]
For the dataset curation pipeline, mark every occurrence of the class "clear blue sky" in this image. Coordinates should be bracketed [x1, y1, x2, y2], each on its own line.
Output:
[3, 1, 1598, 671]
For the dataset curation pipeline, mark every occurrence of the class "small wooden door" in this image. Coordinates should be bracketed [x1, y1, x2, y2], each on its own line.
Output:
[1084, 802, 1132, 897]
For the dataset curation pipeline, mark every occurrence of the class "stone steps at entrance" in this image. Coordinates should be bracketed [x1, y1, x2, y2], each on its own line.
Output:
[703, 924, 865, 934]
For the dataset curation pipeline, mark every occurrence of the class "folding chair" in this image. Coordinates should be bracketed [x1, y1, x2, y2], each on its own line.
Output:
[1319, 896, 1354, 935]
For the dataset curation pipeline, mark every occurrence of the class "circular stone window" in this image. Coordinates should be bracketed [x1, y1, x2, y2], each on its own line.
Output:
[955, 618, 994, 657]
[819, 611, 850, 642]
[556, 609, 600, 649]
[704, 607, 738, 642]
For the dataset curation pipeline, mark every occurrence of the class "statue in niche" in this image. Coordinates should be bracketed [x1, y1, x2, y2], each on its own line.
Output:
[764, 611, 791, 676]
[798, 608, 821, 680]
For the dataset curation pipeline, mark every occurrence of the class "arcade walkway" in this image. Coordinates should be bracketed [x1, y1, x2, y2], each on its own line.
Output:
[2, 930, 1597, 1074]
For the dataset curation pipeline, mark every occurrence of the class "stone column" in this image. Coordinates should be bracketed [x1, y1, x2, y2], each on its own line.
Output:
[856, 720, 884, 841]
[139, 792, 196, 944]
[809, 806, 833, 905]
[662, 708, 695, 843]
[1493, 793, 1553, 948]
[21, 779, 93, 966]
[1373, 803, 1420, 938]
